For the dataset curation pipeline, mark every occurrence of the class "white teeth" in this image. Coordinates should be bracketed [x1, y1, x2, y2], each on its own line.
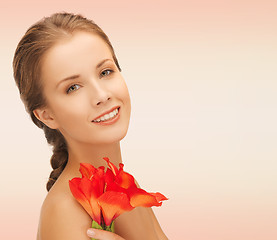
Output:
[104, 113, 110, 120]
[93, 108, 119, 122]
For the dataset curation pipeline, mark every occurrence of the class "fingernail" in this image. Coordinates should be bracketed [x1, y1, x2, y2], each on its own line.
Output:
[87, 229, 95, 237]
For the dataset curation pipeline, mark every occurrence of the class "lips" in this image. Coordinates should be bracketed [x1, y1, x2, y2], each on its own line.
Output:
[92, 106, 120, 121]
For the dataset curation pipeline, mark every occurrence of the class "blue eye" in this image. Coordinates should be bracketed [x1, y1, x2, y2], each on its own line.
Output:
[101, 69, 114, 77]
[66, 84, 80, 94]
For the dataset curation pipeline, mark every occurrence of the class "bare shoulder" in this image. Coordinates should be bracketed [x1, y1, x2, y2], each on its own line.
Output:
[37, 180, 91, 240]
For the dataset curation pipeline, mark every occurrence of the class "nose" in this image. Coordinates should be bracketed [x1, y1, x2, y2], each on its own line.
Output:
[90, 81, 111, 106]
[96, 96, 111, 106]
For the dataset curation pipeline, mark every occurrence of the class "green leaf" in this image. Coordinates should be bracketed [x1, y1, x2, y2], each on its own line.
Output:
[89, 220, 115, 239]
[105, 221, 115, 233]
[91, 220, 103, 230]
[90, 220, 103, 240]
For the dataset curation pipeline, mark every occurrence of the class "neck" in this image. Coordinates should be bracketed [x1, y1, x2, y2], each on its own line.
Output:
[63, 141, 122, 177]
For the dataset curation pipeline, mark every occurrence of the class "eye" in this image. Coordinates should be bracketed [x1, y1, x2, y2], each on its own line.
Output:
[101, 69, 114, 77]
[66, 84, 80, 94]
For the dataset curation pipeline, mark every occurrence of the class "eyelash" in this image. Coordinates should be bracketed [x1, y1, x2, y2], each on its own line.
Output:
[66, 69, 114, 94]
[100, 69, 114, 78]
[66, 84, 80, 94]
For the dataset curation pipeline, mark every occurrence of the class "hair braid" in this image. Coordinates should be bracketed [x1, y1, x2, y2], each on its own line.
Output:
[44, 125, 68, 191]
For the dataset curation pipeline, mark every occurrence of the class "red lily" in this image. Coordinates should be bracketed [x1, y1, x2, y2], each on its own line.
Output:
[103, 157, 168, 208]
[69, 158, 168, 229]
[69, 165, 105, 225]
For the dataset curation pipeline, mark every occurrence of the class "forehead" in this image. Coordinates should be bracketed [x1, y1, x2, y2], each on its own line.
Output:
[40, 31, 113, 83]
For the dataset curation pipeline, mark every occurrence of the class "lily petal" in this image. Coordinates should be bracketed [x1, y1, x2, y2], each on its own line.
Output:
[69, 177, 102, 225]
[69, 178, 95, 218]
[117, 166, 136, 189]
[98, 191, 134, 226]
[149, 192, 169, 202]
[79, 163, 96, 179]
[128, 187, 165, 207]
[103, 157, 119, 176]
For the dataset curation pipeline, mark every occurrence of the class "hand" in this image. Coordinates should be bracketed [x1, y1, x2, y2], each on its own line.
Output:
[87, 228, 125, 240]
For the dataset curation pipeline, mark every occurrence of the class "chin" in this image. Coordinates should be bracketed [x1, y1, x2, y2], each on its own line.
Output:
[101, 127, 129, 144]
[98, 113, 130, 144]
[86, 124, 129, 145]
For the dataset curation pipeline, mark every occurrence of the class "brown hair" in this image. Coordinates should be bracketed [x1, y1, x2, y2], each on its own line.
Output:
[12, 12, 121, 192]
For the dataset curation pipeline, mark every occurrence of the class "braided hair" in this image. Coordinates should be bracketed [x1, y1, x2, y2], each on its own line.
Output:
[13, 12, 121, 191]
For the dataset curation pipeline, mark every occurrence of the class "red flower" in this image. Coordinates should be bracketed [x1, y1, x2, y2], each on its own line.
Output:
[69, 164, 106, 225]
[69, 158, 168, 229]
[103, 157, 168, 208]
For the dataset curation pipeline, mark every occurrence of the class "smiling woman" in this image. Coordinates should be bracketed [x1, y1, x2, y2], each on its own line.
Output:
[13, 12, 168, 240]
[36, 31, 131, 148]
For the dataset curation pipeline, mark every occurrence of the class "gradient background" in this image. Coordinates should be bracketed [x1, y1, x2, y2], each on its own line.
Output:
[1, 1, 277, 239]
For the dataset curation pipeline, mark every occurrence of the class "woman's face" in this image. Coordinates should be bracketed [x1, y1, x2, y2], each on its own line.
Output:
[35, 31, 131, 146]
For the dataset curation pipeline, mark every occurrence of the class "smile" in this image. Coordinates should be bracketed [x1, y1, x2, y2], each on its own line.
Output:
[92, 107, 120, 123]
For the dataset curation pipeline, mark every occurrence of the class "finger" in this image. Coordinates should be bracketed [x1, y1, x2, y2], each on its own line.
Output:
[87, 228, 125, 240]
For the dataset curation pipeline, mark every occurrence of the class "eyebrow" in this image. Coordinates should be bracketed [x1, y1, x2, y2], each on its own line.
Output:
[96, 58, 113, 68]
[56, 58, 114, 88]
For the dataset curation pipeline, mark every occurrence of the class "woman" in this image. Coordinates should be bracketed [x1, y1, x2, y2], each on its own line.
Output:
[13, 12, 168, 240]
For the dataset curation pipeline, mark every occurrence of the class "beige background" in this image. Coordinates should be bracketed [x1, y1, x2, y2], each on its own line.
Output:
[1, 1, 277, 239]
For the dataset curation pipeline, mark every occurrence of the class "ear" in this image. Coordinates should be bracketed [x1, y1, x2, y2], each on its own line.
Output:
[33, 107, 59, 130]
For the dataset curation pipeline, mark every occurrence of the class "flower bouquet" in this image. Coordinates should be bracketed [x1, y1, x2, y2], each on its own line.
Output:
[69, 157, 168, 239]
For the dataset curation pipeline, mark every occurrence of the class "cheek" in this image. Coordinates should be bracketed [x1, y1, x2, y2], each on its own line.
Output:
[112, 78, 131, 103]
[118, 83, 131, 125]
[51, 96, 89, 125]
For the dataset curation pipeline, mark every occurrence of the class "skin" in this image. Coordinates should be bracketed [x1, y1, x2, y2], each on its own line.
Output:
[34, 31, 168, 240]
